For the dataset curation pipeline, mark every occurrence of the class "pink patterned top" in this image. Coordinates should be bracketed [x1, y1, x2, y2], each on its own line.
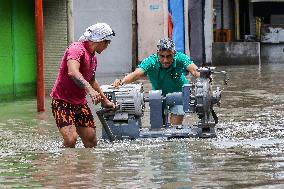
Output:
[50, 42, 97, 105]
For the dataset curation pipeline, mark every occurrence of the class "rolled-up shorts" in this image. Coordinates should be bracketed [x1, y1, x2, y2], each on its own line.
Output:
[169, 105, 185, 116]
[51, 99, 95, 128]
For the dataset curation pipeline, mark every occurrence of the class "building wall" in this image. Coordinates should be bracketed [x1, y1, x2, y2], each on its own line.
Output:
[261, 44, 284, 63]
[43, 0, 68, 94]
[212, 42, 260, 65]
[137, 0, 168, 61]
[73, 0, 133, 78]
[169, 0, 185, 53]
[0, 0, 36, 101]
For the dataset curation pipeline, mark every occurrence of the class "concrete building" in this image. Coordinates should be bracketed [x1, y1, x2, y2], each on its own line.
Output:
[8, 0, 277, 104]
[212, 0, 284, 65]
[0, 0, 213, 102]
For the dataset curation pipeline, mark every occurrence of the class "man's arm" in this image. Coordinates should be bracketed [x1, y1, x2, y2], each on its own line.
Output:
[186, 63, 200, 78]
[112, 68, 145, 87]
[67, 59, 101, 104]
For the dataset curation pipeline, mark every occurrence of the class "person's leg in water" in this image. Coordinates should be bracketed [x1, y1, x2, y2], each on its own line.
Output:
[51, 99, 78, 148]
[74, 104, 97, 148]
[169, 105, 185, 125]
[59, 125, 78, 148]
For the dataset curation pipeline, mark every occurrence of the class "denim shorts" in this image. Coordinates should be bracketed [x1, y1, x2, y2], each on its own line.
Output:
[169, 105, 185, 116]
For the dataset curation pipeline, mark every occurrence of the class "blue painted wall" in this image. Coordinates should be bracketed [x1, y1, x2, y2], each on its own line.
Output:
[168, 0, 185, 53]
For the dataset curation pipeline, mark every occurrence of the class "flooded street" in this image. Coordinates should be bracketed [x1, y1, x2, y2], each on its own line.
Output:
[0, 64, 284, 188]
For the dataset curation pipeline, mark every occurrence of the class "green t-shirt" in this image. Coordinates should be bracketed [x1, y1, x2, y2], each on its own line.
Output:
[138, 52, 193, 95]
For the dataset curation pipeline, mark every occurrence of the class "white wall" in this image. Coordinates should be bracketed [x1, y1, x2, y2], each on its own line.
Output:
[137, 0, 168, 61]
[73, 0, 133, 76]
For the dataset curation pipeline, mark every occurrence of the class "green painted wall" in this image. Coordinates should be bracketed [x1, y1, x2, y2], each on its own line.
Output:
[0, 0, 13, 99]
[0, 0, 36, 101]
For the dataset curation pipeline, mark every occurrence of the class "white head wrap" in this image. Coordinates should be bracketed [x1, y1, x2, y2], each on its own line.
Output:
[78, 23, 115, 42]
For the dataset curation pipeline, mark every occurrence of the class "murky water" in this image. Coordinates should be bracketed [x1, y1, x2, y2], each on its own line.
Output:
[0, 64, 284, 188]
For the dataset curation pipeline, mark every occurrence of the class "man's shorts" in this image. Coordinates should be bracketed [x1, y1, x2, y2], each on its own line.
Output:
[169, 105, 185, 116]
[51, 99, 95, 128]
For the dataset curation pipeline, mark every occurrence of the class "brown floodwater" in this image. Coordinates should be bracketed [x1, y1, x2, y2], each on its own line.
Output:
[0, 64, 284, 188]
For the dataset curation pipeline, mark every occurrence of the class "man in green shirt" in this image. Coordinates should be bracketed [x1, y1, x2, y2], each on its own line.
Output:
[112, 38, 199, 125]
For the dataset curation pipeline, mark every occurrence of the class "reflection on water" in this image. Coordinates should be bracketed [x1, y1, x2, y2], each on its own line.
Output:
[0, 64, 284, 188]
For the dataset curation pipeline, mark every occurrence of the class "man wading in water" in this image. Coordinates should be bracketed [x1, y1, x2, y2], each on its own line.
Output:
[51, 23, 115, 148]
[112, 38, 200, 126]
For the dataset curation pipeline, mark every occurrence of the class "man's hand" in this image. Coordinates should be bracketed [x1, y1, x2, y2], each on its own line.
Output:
[102, 99, 116, 110]
[89, 89, 102, 104]
[111, 79, 123, 88]
[111, 69, 144, 88]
